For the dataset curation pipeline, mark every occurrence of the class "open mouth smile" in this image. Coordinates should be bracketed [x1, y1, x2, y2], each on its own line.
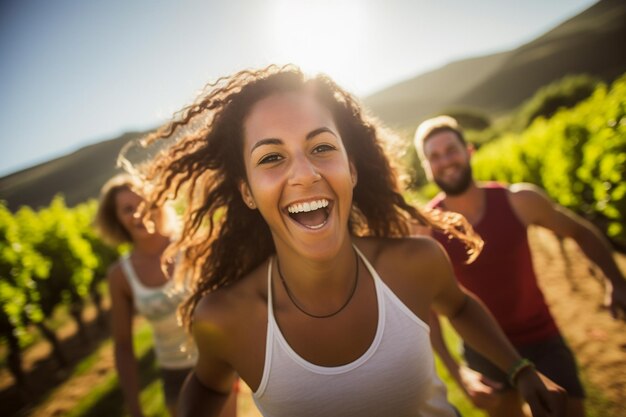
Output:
[442, 165, 461, 176]
[285, 198, 331, 230]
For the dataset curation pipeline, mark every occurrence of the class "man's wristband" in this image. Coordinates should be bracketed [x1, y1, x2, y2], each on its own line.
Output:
[507, 358, 535, 387]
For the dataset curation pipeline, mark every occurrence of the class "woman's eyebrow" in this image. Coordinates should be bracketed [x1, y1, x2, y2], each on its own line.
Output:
[306, 127, 336, 140]
[250, 138, 283, 154]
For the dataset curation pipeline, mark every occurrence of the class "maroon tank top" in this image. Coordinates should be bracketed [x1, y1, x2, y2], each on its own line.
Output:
[431, 184, 559, 346]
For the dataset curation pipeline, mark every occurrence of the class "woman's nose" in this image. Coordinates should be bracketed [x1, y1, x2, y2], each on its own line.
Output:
[287, 155, 322, 186]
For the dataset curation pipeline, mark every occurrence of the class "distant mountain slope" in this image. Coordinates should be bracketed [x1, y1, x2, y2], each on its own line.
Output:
[0, 132, 144, 210]
[365, 52, 511, 130]
[2, 0, 625, 210]
[364, 0, 626, 129]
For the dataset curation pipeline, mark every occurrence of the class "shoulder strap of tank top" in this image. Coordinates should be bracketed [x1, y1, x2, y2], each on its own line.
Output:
[172, 251, 192, 290]
[120, 254, 141, 289]
[353, 244, 429, 330]
[266, 258, 275, 321]
[352, 244, 381, 285]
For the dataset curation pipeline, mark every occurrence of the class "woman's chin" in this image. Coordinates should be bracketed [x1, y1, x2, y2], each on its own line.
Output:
[131, 228, 157, 241]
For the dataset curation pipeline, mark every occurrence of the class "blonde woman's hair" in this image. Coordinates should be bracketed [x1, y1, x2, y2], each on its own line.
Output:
[95, 173, 178, 247]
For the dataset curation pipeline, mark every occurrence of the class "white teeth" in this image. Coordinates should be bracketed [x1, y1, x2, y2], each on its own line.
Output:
[306, 221, 326, 230]
[287, 199, 329, 214]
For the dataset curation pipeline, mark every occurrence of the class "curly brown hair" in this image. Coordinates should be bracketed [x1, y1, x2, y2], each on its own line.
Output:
[122, 65, 482, 329]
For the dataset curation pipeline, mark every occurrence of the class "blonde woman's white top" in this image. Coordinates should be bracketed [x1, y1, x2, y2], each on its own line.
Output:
[252, 246, 457, 417]
[120, 254, 198, 369]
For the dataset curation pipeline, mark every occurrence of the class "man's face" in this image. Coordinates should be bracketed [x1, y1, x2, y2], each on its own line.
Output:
[422, 130, 473, 196]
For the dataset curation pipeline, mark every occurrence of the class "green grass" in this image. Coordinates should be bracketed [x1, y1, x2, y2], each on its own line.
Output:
[67, 322, 168, 417]
[71, 338, 113, 378]
[435, 320, 488, 417]
[579, 373, 615, 417]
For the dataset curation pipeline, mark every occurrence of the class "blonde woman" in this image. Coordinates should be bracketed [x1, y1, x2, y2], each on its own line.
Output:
[95, 174, 236, 417]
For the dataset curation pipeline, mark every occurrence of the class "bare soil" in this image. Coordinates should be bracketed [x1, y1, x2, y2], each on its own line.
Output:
[0, 299, 114, 416]
[1, 228, 625, 416]
[528, 227, 626, 415]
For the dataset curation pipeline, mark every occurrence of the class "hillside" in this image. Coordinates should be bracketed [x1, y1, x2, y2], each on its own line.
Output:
[364, 0, 626, 129]
[2, 0, 625, 210]
[0, 132, 145, 210]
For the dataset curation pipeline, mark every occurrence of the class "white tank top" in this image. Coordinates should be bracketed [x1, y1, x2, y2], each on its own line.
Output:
[252, 246, 457, 417]
[120, 254, 198, 369]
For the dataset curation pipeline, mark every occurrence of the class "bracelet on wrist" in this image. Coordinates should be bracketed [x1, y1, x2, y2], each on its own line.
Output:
[507, 358, 535, 387]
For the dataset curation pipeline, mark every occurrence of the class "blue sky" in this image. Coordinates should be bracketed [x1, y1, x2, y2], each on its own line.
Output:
[0, 0, 596, 176]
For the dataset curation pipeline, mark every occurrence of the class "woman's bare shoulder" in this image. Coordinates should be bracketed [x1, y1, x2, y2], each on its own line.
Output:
[193, 258, 269, 335]
[357, 236, 450, 291]
[106, 260, 127, 288]
[190, 259, 269, 367]
[356, 235, 445, 266]
[355, 236, 449, 318]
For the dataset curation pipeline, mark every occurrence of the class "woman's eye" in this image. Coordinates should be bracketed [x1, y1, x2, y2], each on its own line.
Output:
[312, 144, 336, 154]
[258, 153, 283, 165]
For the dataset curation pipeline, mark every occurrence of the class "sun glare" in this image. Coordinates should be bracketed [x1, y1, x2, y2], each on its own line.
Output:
[269, 0, 366, 90]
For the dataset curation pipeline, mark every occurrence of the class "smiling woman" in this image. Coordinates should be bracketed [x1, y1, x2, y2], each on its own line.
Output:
[125, 65, 567, 417]
[238, 91, 357, 261]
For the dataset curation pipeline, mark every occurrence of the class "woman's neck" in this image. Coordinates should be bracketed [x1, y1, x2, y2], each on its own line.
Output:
[274, 237, 356, 301]
[132, 234, 171, 258]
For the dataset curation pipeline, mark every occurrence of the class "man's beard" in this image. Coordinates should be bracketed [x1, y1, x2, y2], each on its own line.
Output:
[434, 164, 473, 196]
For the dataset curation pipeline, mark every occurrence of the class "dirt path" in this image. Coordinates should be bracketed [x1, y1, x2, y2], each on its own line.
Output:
[0, 299, 264, 417]
[2, 229, 625, 416]
[0, 299, 114, 416]
[529, 227, 626, 414]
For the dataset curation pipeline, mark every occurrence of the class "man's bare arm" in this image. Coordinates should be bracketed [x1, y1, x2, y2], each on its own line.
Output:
[510, 183, 626, 318]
